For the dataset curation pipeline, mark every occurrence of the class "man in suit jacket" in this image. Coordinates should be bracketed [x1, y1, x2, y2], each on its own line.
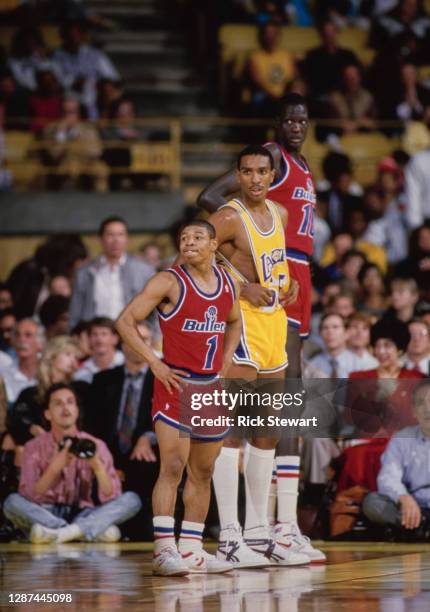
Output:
[69, 216, 154, 329]
[88, 322, 157, 539]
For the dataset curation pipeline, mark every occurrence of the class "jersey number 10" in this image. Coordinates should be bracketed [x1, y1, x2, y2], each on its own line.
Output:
[298, 203, 315, 238]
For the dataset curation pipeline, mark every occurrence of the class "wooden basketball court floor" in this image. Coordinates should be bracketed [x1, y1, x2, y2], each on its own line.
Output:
[1, 541, 430, 611]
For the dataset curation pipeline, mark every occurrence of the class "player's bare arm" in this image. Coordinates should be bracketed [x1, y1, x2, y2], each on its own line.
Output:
[115, 272, 190, 392]
[219, 281, 242, 377]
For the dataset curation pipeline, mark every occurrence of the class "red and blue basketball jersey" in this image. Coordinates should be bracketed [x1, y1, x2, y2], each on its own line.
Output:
[157, 264, 235, 376]
[266, 142, 316, 257]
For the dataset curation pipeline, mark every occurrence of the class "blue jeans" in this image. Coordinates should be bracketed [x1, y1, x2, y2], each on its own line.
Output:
[3, 492, 142, 541]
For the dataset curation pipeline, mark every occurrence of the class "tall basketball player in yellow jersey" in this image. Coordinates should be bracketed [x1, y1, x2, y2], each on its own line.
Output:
[207, 145, 309, 568]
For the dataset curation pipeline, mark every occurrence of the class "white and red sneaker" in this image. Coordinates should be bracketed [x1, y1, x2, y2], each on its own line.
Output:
[274, 522, 326, 564]
[152, 546, 190, 576]
[181, 549, 233, 574]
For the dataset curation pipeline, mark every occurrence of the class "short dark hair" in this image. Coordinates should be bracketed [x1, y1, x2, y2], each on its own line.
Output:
[39, 296, 70, 328]
[279, 93, 307, 117]
[44, 382, 80, 411]
[180, 220, 216, 240]
[0, 307, 16, 321]
[237, 145, 274, 170]
[88, 316, 117, 335]
[319, 312, 346, 331]
[71, 320, 91, 336]
[98, 216, 128, 236]
[413, 380, 430, 405]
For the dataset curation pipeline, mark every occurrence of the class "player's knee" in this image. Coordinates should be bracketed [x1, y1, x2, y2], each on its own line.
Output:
[160, 457, 186, 484]
[188, 463, 214, 484]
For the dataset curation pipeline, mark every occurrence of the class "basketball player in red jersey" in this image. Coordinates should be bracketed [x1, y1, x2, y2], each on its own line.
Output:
[198, 94, 326, 563]
[116, 220, 242, 576]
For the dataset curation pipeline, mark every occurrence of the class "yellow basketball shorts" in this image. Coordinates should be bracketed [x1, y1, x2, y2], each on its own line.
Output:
[233, 304, 288, 373]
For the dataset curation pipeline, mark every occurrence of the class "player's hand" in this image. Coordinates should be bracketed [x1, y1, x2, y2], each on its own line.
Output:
[130, 435, 157, 462]
[150, 358, 190, 393]
[399, 494, 421, 529]
[280, 279, 299, 306]
[241, 283, 274, 307]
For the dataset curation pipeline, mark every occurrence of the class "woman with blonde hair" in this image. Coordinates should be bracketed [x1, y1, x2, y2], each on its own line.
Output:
[8, 336, 90, 445]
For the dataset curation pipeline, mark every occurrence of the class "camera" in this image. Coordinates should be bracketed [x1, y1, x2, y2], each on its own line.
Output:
[59, 436, 96, 459]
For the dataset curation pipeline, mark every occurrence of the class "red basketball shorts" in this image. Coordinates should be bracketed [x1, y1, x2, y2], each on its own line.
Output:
[284, 250, 312, 339]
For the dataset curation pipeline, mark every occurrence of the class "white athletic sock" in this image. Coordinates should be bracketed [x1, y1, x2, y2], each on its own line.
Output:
[276, 455, 300, 523]
[213, 447, 240, 531]
[267, 459, 277, 527]
[153, 515, 176, 555]
[56, 523, 83, 543]
[178, 520, 204, 554]
[244, 443, 275, 533]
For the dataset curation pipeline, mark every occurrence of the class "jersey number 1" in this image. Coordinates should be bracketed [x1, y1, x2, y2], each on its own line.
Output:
[298, 203, 315, 237]
[203, 335, 218, 370]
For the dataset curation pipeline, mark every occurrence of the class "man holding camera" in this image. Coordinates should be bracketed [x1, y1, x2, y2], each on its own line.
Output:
[4, 383, 141, 543]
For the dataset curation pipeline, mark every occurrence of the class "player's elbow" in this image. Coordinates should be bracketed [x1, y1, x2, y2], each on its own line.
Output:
[197, 187, 217, 213]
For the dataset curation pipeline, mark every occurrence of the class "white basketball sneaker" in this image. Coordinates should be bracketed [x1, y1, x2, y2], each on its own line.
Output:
[30, 524, 58, 544]
[152, 546, 190, 577]
[244, 530, 309, 567]
[181, 549, 233, 573]
[217, 524, 269, 568]
[274, 521, 326, 564]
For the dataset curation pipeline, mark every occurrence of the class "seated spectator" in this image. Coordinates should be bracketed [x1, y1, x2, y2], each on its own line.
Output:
[363, 157, 408, 265]
[52, 21, 119, 119]
[40, 95, 108, 192]
[243, 21, 296, 117]
[97, 78, 123, 119]
[70, 321, 91, 363]
[30, 68, 63, 134]
[339, 249, 367, 291]
[348, 319, 423, 436]
[0, 308, 17, 359]
[394, 62, 430, 122]
[3, 383, 141, 543]
[362, 379, 430, 537]
[320, 232, 354, 281]
[74, 317, 124, 384]
[39, 296, 70, 339]
[7, 27, 59, 92]
[357, 262, 388, 317]
[49, 275, 71, 298]
[302, 19, 360, 101]
[404, 122, 430, 229]
[139, 242, 162, 272]
[328, 64, 376, 135]
[7, 234, 87, 320]
[346, 312, 379, 370]
[1, 319, 44, 405]
[0, 70, 30, 130]
[0, 284, 13, 310]
[8, 336, 89, 446]
[396, 223, 430, 302]
[370, 0, 430, 60]
[327, 289, 357, 319]
[383, 277, 419, 324]
[89, 322, 157, 539]
[404, 318, 430, 374]
[309, 313, 365, 378]
[69, 216, 154, 328]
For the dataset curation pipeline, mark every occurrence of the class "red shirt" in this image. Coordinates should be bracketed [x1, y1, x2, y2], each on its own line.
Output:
[30, 95, 62, 133]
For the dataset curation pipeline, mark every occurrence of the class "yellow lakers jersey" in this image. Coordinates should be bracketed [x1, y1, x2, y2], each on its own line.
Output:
[218, 198, 290, 313]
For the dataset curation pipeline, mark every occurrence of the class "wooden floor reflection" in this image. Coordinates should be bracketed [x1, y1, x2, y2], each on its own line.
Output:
[1, 542, 430, 611]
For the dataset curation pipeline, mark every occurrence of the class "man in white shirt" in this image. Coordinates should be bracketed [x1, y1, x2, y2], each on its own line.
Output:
[347, 312, 379, 371]
[74, 317, 124, 383]
[2, 319, 44, 403]
[404, 139, 430, 230]
[309, 313, 364, 378]
[69, 216, 154, 329]
[404, 319, 430, 375]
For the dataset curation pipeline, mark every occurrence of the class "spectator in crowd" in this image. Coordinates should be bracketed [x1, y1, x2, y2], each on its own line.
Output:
[40, 94, 108, 191]
[7, 27, 59, 92]
[404, 119, 430, 229]
[89, 322, 157, 539]
[69, 216, 154, 328]
[0, 284, 13, 310]
[394, 62, 430, 122]
[302, 19, 360, 100]
[74, 317, 124, 384]
[328, 289, 356, 319]
[52, 21, 119, 119]
[383, 277, 419, 324]
[346, 312, 379, 370]
[0, 308, 16, 359]
[97, 78, 123, 119]
[7, 234, 87, 319]
[49, 275, 71, 298]
[3, 383, 141, 543]
[320, 232, 354, 281]
[357, 262, 388, 317]
[139, 242, 162, 272]
[244, 21, 296, 116]
[339, 249, 367, 291]
[348, 319, 423, 437]
[328, 64, 376, 135]
[362, 379, 430, 536]
[39, 296, 70, 339]
[30, 68, 63, 134]
[370, 0, 430, 60]
[404, 319, 430, 374]
[396, 223, 430, 302]
[0, 70, 30, 130]
[8, 335, 89, 446]
[70, 321, 91, 363]
[1, 319, 44, 404]
[309, 313, 364, 378]
[317, 152, 363, 233]
[363, 157, 408, 265]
